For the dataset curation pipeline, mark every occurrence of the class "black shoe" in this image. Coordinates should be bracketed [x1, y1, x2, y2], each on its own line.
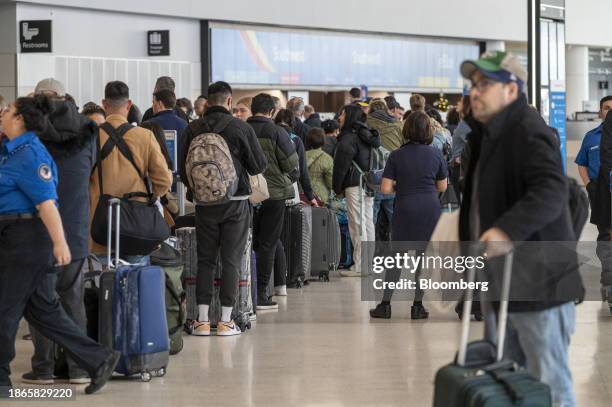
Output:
[411, 304, 429, 320]
[85, 351, 120, 395]
[21, 371, 54, 385]
[256, 297, 278, 310]
[369, 303, 391, 319]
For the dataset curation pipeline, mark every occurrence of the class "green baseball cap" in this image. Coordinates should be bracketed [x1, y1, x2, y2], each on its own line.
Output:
[461, 51, 528, 85]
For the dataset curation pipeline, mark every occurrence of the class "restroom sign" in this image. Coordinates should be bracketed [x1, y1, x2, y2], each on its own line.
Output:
[148, 30, 169, 56]
[20, 20, 52, 53]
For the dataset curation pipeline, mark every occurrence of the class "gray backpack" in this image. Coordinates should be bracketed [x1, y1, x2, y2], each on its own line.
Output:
[185, 117, 238, 205]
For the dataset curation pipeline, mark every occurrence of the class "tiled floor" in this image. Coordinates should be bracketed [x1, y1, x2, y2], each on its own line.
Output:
[6, 147, 611, 406]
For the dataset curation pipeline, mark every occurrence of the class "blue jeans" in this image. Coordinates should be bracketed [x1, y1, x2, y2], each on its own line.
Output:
[503, 303, 577, 407]
[373, 192, 395, 225]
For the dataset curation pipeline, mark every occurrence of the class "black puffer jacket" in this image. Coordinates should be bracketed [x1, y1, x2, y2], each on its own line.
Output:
[332, 122, 380, 194]
[38, 99, 97, 260]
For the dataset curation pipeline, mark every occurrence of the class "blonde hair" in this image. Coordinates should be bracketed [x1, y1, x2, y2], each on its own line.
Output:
[236, 96, 253, 110]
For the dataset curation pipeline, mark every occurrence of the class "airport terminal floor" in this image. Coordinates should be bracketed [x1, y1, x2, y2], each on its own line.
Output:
[7, 226, 612, 407]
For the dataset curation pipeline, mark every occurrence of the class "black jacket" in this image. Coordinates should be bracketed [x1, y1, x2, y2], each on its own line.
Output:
[179, 106, 267, 200]
[591, 110, 612, 227]
[38, 99, 96, 260]
[293, 119, 312, 142]
[304, 113, 322, 129]
[143, 106, 189, 124]
[247, 116, 299, 200]
[459, 95, 584, 312]
[332, 122, 381, 194]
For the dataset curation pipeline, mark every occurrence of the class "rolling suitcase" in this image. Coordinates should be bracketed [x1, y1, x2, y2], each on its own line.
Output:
[281, 203, 312, 287]
[433, 251, 552, 406]
[151, 243, 187, 355]
[310, 206, 340, 281]
[176, 227, 198, 323]
[99, 198, 170, 382]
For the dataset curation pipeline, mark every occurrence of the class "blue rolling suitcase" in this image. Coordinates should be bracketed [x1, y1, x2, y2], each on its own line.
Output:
[100, 198, 170, 382]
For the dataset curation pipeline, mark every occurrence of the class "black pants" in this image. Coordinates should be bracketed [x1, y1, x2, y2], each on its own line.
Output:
[596, 226, 612, 286]
[254, 199, 286, 297]
[450, 163, 462, 206]
[195, 200, 250, 307]
[0, 219, 109, 387]
[274, 240, 287, 287]
[29, 258, 88, 379]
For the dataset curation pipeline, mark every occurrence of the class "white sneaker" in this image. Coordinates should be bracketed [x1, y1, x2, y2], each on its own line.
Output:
[216, 320, 242, 336]
[340, 269, 361, 277]
[190, 320, 211, 336]
[274, 285, 287, 296]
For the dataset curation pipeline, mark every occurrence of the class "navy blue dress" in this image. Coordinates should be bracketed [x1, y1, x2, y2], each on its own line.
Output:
[382, 143, 448, 242]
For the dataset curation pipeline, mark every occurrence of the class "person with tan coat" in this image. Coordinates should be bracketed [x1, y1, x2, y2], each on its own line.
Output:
[90, 81, 173, 259]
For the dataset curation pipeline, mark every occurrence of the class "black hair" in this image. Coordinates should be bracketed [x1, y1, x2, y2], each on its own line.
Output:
[13, 95, 53, 134]
[251, 93, 275, 115]
[140, 121, 172, 170]
[81, 103, 106, 118]
[274, 108, 295, 132]
[305, 127, 325, 150]
[446, 108, 460, 126]
[321, 119, 340, 134]
[153, 88, 177, 109]
[128, 104, 142, 124]
[384, 96, 400, 110]
[426, 107, 444, 127]
[600, 96, 612, 111]
[207, 81, 232, 106]
[105, 81, 129, 100]
[403, 111, 433, 145]
[349, 87, 361, 99]
[155, 76, 175, 92]
[340, 104, 366, 132]
[177, 97, 193, 112]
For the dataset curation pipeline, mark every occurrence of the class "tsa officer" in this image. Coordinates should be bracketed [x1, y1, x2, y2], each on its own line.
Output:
[0, 96, 119, 397]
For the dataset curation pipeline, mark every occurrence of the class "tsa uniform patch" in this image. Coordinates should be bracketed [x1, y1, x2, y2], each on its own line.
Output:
[38, 163, 53, 182]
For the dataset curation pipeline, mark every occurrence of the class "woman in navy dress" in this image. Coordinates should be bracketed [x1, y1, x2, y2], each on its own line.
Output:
[370, 111, 448, 320]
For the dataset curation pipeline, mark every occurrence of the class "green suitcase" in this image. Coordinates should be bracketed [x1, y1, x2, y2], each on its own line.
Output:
[433, 252, 552, 406]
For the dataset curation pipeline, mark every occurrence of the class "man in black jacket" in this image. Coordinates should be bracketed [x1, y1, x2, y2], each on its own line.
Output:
[247, 93, 299, 307]
[179, 81, 267, 336]
[23, 78, 97, 385]
[304, 105, 322, 128]
[460, 52, 583, 407]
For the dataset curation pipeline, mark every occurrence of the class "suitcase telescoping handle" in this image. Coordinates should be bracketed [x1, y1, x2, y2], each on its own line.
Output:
[457, 249, 514, 367]
[106, 198, 121, 270]
[177, 177, 186, 217]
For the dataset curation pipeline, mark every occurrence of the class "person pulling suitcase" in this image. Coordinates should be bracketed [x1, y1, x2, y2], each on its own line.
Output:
[0, 96, 119, 397]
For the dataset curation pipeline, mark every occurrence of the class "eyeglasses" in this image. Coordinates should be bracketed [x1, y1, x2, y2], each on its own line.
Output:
[470, 78, 498, 93]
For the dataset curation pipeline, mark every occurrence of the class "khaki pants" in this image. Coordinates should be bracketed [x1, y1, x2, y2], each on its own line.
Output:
[344, 186, 375, 274]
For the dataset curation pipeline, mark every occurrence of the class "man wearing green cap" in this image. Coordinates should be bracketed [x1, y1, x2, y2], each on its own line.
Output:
[458, 51, 584, 407]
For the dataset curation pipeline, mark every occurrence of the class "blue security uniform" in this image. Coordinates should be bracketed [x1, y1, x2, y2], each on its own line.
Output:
[0, 131, 109, 391]
[575, 124, 602, 182]
[0, 131, 58, 214]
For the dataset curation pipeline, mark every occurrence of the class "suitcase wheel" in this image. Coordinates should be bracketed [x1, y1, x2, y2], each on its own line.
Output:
[319, 271, 330, 282]
[153, 368, 166, 377]
[140, 371, 152, 382]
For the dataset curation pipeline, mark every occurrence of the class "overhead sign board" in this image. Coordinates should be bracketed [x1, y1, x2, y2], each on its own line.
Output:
[20, 20, 52, 53]
[148, 30, 170, 56]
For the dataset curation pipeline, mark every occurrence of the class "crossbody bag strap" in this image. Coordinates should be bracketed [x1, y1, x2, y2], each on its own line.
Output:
[100, 122, 153, 196]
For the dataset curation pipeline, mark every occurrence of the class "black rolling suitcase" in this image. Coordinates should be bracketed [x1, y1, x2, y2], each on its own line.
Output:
[310, 206, 340, 281]
[176, 227, 198, 323]
[281, 203, 312, 288]
[433, 251, 552, 406]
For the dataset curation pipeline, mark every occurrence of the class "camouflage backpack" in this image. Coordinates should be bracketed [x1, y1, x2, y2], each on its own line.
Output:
[185, 116, 238, 205]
